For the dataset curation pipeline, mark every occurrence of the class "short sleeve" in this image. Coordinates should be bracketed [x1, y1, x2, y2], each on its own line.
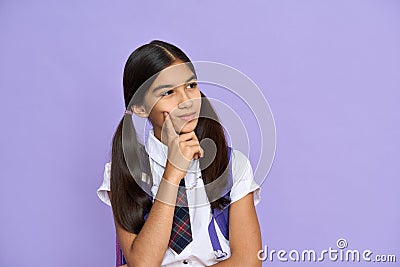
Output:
[97, 162, 111, 206]
[230, 149, 261, 206]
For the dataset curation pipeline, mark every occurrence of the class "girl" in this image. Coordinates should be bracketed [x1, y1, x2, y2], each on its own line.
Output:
[97, 40, 262, 266]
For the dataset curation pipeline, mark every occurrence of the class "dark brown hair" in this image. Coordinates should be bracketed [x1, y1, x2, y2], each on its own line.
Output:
[110, 40, 230, 234]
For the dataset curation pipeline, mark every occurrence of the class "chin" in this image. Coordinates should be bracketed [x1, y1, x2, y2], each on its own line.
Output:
[178, 119, 198, 134]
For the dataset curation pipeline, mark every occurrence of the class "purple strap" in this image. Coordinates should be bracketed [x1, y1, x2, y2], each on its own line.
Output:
[116, 238, 126, 266]
[212, 206, 230, 240]
[207, 146, 232, 259]
[208, 216, 228, 260]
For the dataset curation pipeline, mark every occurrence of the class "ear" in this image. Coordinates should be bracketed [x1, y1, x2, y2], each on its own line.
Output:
[132, 104, 149, 118]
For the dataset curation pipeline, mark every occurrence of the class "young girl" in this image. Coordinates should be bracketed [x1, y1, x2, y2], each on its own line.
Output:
[97, 40, 262, 266]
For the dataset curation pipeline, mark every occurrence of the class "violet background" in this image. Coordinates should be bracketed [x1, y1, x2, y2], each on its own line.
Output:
[0, 0, 399, 266]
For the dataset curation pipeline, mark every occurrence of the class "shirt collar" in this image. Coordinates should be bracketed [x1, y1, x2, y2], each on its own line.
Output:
[145, 129, 168, 167]
[145, 129, 200, 173]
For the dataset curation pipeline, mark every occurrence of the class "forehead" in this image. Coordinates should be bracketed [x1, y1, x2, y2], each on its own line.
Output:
[150, 62, 195, 90]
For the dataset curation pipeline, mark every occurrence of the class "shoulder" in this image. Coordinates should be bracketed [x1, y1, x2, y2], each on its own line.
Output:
[230, 149, 251, 173]
[229, 148, 261, 206]
[96, 162, 112, 206]
[103, 162, 112, 184]
[230, 148, 253, 183]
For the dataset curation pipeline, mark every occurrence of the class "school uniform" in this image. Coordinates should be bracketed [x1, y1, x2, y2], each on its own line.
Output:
[97, 129, 261, 266]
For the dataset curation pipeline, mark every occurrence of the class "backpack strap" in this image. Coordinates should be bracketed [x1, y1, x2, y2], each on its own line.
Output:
[116, 239, 126, 266]
[208, 146, 233, 260]
[208, 207, 229, 260]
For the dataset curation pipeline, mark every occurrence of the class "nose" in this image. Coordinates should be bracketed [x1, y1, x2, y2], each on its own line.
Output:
[177, 90, 193, 109]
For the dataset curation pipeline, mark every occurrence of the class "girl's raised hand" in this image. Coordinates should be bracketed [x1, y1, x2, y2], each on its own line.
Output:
[161, 112, 203, 182]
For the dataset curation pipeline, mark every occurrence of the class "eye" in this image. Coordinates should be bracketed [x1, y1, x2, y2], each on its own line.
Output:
[160, 89, 173, 97]
[186, 82, 198, 89]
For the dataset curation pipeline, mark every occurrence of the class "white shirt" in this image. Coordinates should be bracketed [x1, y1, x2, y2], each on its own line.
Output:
[97, 129, 261, 266]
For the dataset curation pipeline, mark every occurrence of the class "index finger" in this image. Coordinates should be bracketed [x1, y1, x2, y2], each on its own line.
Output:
[161, 112, 178, 142]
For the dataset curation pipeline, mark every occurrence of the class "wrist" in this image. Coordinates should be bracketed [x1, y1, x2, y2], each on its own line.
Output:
[155, 177, 180, 205]
[163, 162, 186, 184]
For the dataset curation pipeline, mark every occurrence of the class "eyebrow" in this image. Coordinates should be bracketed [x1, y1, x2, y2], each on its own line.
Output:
[152, 75, 197, 93]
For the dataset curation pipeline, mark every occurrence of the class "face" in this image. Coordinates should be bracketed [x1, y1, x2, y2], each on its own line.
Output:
[133, 61, 202, 141]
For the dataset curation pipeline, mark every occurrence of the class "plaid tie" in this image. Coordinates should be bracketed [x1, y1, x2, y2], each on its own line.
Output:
[168, 178, 193, 254]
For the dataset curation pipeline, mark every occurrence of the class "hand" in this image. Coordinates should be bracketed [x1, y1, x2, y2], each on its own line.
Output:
[161, 112, 204, 181]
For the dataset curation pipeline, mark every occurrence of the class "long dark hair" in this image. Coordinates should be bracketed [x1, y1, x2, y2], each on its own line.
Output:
[110, 40, 230, 234]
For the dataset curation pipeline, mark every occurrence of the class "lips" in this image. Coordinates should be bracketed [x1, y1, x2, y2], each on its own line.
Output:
[178, 112, 197, 121]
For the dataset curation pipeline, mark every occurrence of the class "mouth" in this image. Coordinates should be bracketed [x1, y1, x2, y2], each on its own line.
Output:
[177, 112, 197, 121]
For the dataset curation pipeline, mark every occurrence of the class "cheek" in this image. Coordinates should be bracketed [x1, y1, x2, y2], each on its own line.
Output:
[194, 97, 202, 110]
[148, 101, 178, 124]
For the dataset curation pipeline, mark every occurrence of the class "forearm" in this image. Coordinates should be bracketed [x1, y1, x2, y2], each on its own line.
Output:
[125, 177, 181, 266]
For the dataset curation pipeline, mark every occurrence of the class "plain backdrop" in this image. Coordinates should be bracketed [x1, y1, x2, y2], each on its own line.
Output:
[0, 0, 399, 266]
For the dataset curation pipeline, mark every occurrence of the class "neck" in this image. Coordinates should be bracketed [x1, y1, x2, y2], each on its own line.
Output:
[153, 128, 168, 146]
